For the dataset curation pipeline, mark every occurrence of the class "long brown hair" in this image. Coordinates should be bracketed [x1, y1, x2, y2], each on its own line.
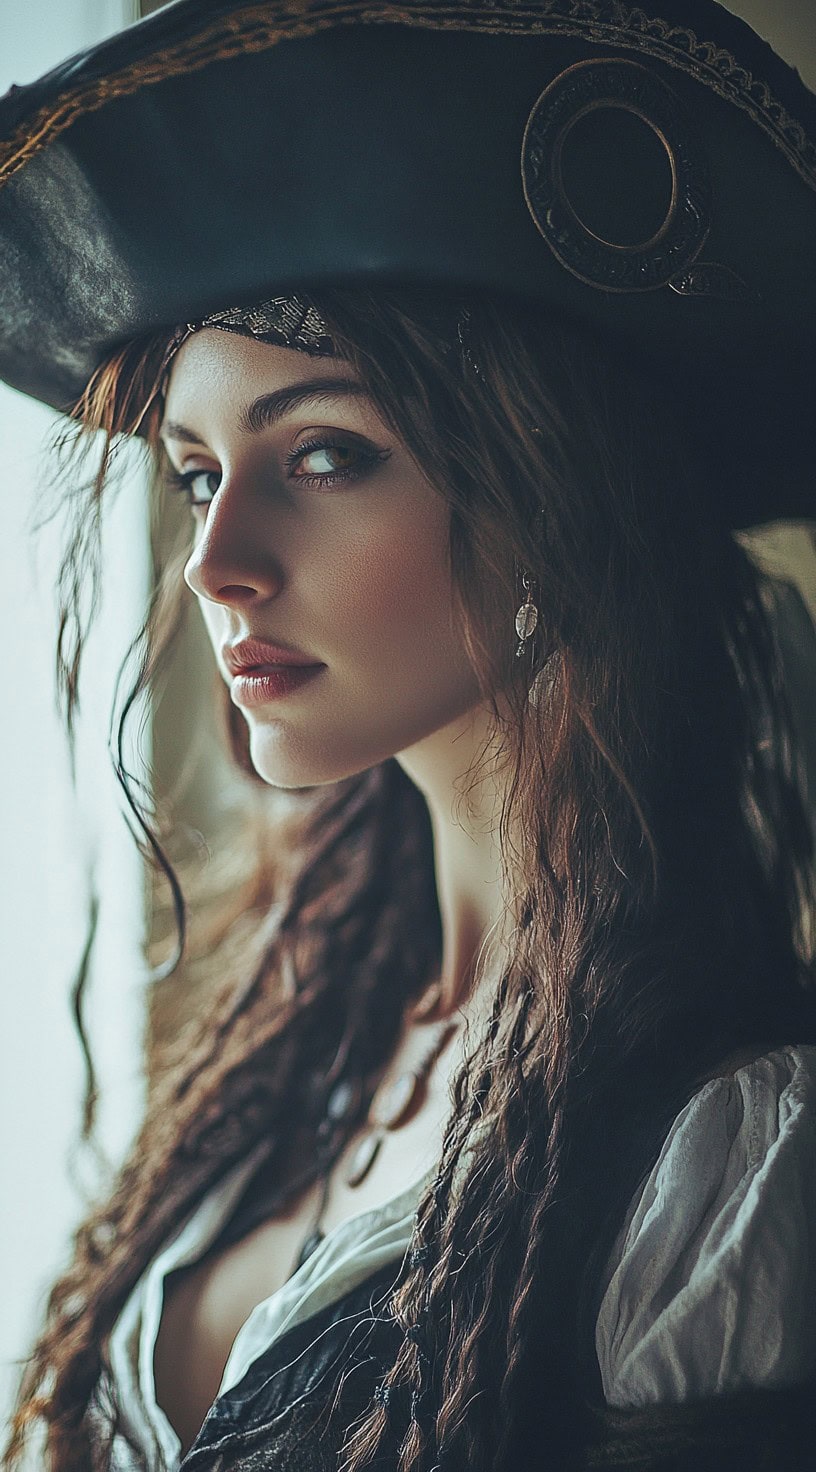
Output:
[4, 284, 815, 1471]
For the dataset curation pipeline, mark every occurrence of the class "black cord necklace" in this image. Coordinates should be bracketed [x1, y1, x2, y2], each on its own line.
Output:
[344, 1015, 460, 1186]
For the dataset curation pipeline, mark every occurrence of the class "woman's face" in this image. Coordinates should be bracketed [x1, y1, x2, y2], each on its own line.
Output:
[161, 329, 483, 788]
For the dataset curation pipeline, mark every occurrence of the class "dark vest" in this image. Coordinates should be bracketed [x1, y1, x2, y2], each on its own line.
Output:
[175, 1260, 815, 1472]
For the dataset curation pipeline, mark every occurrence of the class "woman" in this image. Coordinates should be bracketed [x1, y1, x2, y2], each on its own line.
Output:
[1, 2, 815, 1470]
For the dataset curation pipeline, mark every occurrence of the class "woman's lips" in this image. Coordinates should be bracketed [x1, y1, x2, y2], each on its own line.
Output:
[222, 637, 321, 674]
[230, 663, 325, 706]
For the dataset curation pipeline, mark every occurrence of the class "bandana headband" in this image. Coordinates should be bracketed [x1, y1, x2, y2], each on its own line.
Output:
[159, 295, 485, 388]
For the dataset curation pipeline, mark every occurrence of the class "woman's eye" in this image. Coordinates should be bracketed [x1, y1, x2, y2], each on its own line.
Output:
[284, 435, 391, 488]
[292, 443, 356, 478]
[165, 467, 220, 509]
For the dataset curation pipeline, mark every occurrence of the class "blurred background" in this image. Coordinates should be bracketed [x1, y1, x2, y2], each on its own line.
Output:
[0, 0, 814, 1445]
[0, 0, 148, 1449]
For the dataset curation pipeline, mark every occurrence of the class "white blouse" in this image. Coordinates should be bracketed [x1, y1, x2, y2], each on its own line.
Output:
[105, 1044, 816, 1469]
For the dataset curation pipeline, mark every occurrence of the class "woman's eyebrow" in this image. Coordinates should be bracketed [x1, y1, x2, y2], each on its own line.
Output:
[160, 376, 370, 446]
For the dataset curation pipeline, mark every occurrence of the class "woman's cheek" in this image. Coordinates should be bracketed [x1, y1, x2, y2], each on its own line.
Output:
[373, 554, 450, 661]
[324, 510, 451, 648]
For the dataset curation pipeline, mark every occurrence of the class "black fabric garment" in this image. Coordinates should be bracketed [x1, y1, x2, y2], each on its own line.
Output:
[583, 1386, 816, 1470]
[175, 1258, 815, 1472]
[177, 1259, 406, 1471]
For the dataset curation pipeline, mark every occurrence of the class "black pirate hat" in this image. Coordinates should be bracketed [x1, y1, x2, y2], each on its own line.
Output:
[0, 0, 814, 527]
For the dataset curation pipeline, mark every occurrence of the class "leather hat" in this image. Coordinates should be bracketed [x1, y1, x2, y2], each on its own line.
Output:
[0, 0, 814, 527]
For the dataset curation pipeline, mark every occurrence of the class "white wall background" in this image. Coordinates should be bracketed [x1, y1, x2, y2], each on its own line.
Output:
[0, 0, 148, 1446]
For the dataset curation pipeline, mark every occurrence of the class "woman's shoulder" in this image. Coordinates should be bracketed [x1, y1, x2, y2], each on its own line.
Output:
[596, 1043, 816, 1410]
[686, 1039, 816, 1152]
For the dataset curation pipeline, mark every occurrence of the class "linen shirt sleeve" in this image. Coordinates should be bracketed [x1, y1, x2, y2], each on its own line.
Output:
[595, 1045, 816, 1409]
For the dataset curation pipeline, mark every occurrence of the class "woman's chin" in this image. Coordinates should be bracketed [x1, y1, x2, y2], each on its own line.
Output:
[245, 729, 384, 791]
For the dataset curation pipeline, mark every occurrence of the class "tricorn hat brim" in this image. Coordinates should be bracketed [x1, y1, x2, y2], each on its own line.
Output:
[0, 0, 815, 527]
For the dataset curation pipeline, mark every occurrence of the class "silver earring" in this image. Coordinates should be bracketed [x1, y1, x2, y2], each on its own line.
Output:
[514, 570, 539, 657]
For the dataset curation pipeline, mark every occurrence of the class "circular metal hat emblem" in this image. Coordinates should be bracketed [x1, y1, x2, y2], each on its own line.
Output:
[521, 58, 712, 292]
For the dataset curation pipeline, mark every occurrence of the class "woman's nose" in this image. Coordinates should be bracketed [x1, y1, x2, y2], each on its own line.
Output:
[182, 482, 284, 605]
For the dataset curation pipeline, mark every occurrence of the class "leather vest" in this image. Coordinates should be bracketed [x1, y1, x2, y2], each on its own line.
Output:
[177, 1259, 405, 1471]
[174, 1258, 816, 1472]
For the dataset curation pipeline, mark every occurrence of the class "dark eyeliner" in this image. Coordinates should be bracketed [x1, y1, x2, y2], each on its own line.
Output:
[283, 434, 391, 487]
[164, 436, 391, 506]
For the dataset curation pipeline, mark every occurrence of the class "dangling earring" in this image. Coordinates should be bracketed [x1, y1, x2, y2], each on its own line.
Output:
[515, 570, 539, 657]
[515, 566, 550, 709]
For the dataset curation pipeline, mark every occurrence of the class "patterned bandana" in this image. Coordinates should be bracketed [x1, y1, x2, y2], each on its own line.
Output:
[160, 293, 336, 382]
[159, 293, 484, 386]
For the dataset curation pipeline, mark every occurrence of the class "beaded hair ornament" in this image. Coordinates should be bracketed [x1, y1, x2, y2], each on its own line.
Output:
[160, 292, 485, 374]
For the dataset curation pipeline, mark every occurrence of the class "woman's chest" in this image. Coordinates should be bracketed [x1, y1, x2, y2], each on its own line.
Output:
[152, 1168, 325, 1458]
[152, 1021, 458, 1457]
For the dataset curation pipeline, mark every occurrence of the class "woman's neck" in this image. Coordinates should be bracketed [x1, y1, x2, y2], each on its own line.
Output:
[396, 698, 515, 1017]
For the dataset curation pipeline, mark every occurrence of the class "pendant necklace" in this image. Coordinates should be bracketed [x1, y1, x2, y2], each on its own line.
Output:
[344, 1012, 459, 1187]
[292, 979, 461, 1274]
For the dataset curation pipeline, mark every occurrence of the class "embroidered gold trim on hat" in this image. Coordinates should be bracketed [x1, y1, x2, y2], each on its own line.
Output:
[521, 57, 711, 292]
[0, 2, 814, 194]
